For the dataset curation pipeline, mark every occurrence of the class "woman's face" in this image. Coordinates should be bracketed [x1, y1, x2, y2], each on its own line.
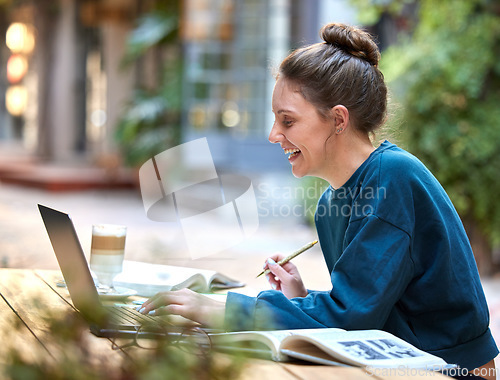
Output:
[269, 77, 336, 179]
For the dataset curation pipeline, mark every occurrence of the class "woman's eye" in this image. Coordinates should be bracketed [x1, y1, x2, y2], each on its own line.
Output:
[283, 119, 293, 127]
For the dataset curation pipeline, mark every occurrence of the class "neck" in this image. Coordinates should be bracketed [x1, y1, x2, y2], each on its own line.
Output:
[323, 133, 376, 189]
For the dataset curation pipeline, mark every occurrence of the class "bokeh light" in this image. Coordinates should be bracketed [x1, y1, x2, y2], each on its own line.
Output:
[6, 85, 28, 116]
[7, 54, 28, 83]
[6, 22, 35, 54]
[221, 101, 240, 127]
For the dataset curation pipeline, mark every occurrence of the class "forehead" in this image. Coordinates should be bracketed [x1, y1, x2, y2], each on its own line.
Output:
[272, 77, 309, 114]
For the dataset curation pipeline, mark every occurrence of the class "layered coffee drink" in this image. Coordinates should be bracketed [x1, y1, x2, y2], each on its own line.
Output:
[90, 224, 127, 292]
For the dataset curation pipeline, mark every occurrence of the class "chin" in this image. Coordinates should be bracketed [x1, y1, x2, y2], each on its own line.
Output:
[291, 167, 307, 179]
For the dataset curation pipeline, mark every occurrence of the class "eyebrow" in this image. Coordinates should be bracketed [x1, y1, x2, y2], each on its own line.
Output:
[273, 109, 295, 115]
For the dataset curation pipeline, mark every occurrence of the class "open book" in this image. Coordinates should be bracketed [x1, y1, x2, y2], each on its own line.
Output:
[209, 328, 451, 370]
[113, 261, 244, 297]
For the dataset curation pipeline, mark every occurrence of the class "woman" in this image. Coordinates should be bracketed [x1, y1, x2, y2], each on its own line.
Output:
[140, 23, 498, 378]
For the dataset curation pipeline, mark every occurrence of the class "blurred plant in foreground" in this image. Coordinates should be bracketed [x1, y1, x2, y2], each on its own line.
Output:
[1, 300, 244, 380]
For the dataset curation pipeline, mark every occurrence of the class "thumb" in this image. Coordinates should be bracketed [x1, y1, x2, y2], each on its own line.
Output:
[266, 258, 289, 280]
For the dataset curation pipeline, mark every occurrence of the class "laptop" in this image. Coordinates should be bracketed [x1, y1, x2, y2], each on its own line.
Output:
[38, 204, 181, 338]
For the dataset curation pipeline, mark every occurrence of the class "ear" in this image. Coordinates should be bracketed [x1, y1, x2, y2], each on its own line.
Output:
[332, 105, 349, 134]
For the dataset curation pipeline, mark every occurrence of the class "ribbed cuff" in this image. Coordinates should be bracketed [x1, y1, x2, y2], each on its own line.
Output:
[429, 328, 499, 371]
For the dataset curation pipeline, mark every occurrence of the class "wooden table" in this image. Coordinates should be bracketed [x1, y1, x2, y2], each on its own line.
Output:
[0, 268, 449, 379]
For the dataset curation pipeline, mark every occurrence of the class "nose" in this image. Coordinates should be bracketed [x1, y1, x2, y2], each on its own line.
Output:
[268, 122, 284, 144]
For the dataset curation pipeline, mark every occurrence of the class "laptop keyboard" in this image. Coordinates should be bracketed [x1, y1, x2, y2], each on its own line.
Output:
[106, 305, 161, 327]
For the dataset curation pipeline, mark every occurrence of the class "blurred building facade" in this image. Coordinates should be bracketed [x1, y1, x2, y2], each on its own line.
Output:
[0, 0, 358, 173]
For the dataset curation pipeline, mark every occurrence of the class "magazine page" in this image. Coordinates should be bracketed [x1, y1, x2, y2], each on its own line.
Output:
[114, 261, 208, 296]
[281, 329, 448, 369]
[279, 348, 350, 366]
[114, 261, 245, 296]
[210, 330, 294, 361]
[207, 271, 245, 290]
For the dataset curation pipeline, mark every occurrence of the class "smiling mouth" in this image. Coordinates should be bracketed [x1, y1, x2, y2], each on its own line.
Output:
[284, 148, 301, 160]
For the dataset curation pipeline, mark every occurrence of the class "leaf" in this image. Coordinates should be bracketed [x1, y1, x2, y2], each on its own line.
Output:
[123, 13, 178, 64]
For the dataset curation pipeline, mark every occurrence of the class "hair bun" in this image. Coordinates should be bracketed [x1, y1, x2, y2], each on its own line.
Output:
[320, 23, 380, 67]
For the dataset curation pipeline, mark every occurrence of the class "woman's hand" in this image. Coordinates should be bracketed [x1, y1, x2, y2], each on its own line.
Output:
[138, 288, 226, 329]
[264, 253, 308, 299]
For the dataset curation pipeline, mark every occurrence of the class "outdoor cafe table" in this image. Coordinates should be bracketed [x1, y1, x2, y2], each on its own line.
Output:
[0, 268, 450, 379]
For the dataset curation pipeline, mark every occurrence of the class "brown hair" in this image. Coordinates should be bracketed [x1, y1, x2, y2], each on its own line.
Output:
[278, 23, 387, 134]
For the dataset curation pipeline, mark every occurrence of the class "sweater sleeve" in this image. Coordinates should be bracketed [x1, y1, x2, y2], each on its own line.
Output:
[224, 215, 414, 331]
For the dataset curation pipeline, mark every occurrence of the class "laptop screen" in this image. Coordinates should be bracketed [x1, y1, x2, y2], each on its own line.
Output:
[38, 204, 107, 324]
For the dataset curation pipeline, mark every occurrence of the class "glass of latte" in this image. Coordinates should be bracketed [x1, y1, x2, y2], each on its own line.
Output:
[90, 224, 127, 294]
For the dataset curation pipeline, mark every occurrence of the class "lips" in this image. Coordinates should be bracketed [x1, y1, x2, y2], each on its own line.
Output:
[284, 148, 301, 160]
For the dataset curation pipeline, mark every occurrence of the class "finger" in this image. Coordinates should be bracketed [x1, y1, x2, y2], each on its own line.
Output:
[145, 307, 165, 316]
[266, 274, 280, 290]
[138, 294, 160, 313]
[160, 297, 206, 323]
[162, 303, 184, 316]
[139, 292, 184, 314]
[268, 252, 287, 262]
[262, 252, 286, 269]
[281, 261, 298, 272]
[146, 303, 186, 319]
[139, 297, 163, 314]
[266, 258, 291, 281]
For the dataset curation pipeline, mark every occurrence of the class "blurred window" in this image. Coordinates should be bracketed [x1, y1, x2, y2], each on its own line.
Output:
[181, 0, 270, 137]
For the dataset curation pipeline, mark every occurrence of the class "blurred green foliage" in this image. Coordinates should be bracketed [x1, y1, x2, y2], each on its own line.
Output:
[350, 0, 416, 25]
[2, 299, 245, 380]
[115, 5, 182, 166]
[122, 12, 178, 65]
[353, 0, 500, 248]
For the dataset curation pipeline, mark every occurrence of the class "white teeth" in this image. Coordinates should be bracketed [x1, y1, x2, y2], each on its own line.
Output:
[284, 148, 301, 160]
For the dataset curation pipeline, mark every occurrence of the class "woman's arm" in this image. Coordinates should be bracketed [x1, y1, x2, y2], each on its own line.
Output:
[226, 215, 413, 331]
[138, 216, 412, 331]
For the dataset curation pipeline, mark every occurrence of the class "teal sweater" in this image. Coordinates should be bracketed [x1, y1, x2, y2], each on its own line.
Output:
[225, 141, 498, 370]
